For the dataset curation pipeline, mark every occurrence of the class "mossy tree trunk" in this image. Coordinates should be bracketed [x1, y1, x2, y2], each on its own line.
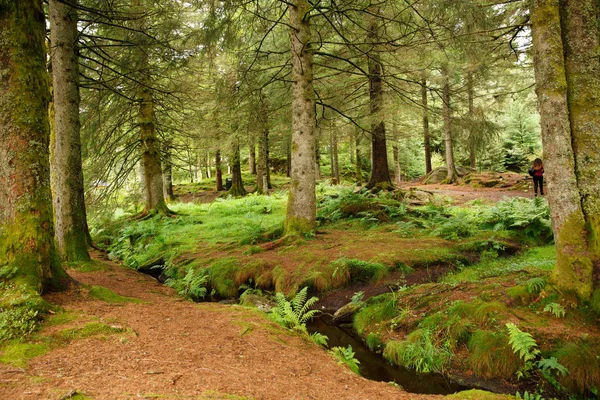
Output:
[248, 136, 256, 175]
[0, 0, 66, 292]
[365, 10, 392, 190]
[215, 149, 224, 191]
[162, 141, 174, 201]
[421, 75, 432, 174]
[228, 138, 246, 197]
[467, 74, 477, 169]
[355, 127, 363, 185]
[560, 0, 600, 263]
[48, 0, 90, 262]
[442, 65, 457, 184]
[531, 0, 594, 300]
[330, 124, 340, 184]
[285, 0, 317, 236]
[256, 93, 269, 194]
[133, 0, 170, 216]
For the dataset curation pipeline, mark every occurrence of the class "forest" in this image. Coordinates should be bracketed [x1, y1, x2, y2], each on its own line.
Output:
[0, 0, 599, 399]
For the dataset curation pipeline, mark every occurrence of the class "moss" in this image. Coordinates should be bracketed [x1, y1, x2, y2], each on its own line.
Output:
[283, 216, 315, 238]
[591, 287, 600, 315]
[0, 341, 50, 368]
[448, 389, 515, 400]
[53, 322, 127, 342]
[506, 285, 533, 306]
[88, 285, 143, 304]
[550, 211, 594, 301]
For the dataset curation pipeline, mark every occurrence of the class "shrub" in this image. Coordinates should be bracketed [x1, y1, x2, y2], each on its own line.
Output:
[554, 340, 600, 395]
[383, 329, 453, 373]
[468, 330, 522, 378]
[330, 345, 361, 374]
[0, 283, 47, 342]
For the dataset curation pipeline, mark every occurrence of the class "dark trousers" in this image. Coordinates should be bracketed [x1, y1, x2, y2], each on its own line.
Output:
[533, 176, 544, 195]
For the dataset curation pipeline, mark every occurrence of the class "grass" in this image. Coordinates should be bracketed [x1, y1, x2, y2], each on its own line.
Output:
[0, 341, 51, 368]
[88, 285, 144, 304]
[66, 260, 108, 272]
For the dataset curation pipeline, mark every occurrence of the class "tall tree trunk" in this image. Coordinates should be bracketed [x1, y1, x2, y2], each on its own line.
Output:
[392, 124, 402, 185]
[331, 127, 340, 184]
[0, 0, 66, 292]
[366, 11, 391, 190]
[421, 75, 432, 174]
[256, 93, 269, 194]
[560, 0, 600, 262]
[249, 136, 256, 175]
[49, 0, 90, 261]
[215, 149, 224, 191]
[285, 0, 316, 235]
[355, 128, 363, 186]
[162, 141, 174, 201]
[531, 0, 593, 300]
[229, 139, 246, 197]
[467, 74, 476, 169]
[315, 124, 321, 181]
[134, 0, 170, 215]
[442, 65, 457, 183]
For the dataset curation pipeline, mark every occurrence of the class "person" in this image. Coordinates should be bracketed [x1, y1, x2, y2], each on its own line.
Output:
[529, 158, 544, 196]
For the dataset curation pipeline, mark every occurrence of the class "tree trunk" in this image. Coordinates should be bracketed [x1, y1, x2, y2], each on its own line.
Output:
[229, 139, 246, 197]
[392, 125, 402, 185]
[315, 124, 321, 181]
[215, 149, 224, 191]
[531, 0, 593, 300]
[0, 0, 66, 292]
[49, 0, 90, 262]
[365, 11, 392, 190]
[355, 128, 363, 186]
[560, 0, 600, 261]
[331, 127, 340, 184]
[256, 94, 269, 194]
[421, 76, 432, 174]
[442, 65, 457, 183]
[162, 142, 174, 201]
[467, 74, 477, 169]
[285, 0, 316, 236]
[249, 136, 256, 175]
[134, 0, 170, 215]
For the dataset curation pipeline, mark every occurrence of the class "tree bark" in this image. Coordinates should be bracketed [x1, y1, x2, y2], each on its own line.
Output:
[442, 65, 457, 183]
[331, 126, 340, 184]
[162, 141, 174, 201]
[249, 136, 256, 175]
[48, 0, 90, 261]
[560, 0, 600, 261]
[421, 76, 432, 174]
[0, 0, 66, 292]
[229, 139, 246, 197]
[467, 74, 477, 169]
[365, 11, 392, 190]
[531, 0, 593, 300]
[215, 149, 224, 191]
[256, 94, 269, 194]
[355, 127, 363, 185]
[285, 0, 316, 235]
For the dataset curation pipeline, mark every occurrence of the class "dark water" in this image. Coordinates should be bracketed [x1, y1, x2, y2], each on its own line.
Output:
[307, 313, 468, 395]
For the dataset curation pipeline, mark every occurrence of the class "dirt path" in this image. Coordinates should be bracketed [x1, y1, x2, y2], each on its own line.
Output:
[0, 253, 442, 400]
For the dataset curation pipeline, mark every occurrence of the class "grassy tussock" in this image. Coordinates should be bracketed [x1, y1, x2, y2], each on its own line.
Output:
[554, 340, 600, 394]
[468, 330, 522, 378]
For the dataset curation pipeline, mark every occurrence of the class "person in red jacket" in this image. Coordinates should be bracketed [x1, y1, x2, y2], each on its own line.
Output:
[529, 158, 544, 196]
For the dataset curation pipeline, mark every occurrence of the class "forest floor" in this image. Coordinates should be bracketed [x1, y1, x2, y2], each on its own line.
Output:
[1, 177, 537, 400]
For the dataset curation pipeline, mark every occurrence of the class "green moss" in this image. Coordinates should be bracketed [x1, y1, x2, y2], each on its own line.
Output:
[88, 286, 143, 304]
[506, 285, 533, 306]
[448, 389, 515, 400]
[54, 322, 126, 342]
[67, 260, 108, 272]
[354, 294, 398, 334]
[0, 341, 50, 368]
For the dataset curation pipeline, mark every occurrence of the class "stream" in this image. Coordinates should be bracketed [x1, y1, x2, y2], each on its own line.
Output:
[307, 313, 468, 395]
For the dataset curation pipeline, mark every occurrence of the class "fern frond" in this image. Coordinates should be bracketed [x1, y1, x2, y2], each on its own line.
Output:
[526, 277, 546, 294]
[538, 357, 569, 377]
[292, 287, 309, 312]
[506, 323, 540, 362]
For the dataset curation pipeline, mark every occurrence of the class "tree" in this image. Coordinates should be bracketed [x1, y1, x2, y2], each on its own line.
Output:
[530, 0, 599, 301]
[49, 0, 91, 261]
[0, 0, 66, 292]
[285, 0, 317, 236]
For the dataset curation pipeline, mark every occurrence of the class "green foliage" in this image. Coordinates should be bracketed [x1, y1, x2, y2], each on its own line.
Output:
[351, 291, 365, 306]
[543, 303, 565, 318]
[383, 329, 453, 374]
[309, 332, 329, 347]
[331, 258, 388, 283]
[515, 391, 544, 400]
[269, 287, 320, 334]
[366, 332, 383, 351]
[537, 357, 569, 377]
[88, 285, 143, 304]
[330, 345, 361, 374]
[481, 197, 552, 242]
[0, 283, 47, 342]
[165, 266, 209, 301]
[468, 330, 522, 378]
[526, 277, 546, 294]
[506, 323, 540, 379]
[353, 293, 398, 334]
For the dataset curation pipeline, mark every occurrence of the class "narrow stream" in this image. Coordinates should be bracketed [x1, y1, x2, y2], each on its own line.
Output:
[307, 313, 468, 395]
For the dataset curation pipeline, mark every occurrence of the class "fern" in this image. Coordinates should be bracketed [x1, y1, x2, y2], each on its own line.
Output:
[516, 391, 544, 400]
[330, 345, 361, 374]
[309, 332, 329, 347]
[526, 277, 546, 294]
[538, 357, 569, 377]
[270, 287, 320, 333]
[506, 323, 540, 362]
[543, 302, 565, 318]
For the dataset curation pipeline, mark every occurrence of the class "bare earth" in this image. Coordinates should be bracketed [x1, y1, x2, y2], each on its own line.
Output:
[0, 254, 443, 400]
[0, 183, 533, 400]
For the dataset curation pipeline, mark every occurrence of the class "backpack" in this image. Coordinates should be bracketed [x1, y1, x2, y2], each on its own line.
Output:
[528, 168, 535, 177]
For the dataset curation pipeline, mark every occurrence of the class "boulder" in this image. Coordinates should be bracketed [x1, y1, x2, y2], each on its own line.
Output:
[332, 302, 362, 324]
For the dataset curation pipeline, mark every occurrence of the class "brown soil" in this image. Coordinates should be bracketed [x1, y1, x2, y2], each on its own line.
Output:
[0, 254, 442, 400]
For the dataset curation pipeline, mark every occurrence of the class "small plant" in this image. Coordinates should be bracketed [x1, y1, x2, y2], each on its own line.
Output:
[526, 277, 546, 294]
[351, 291, 365, 306]
[383, 329, 453, 374]
[543, 302, 565, 318]
[330, 345, 360, 374]
[506, 323, 540, 379]
[516, 391, 544, 400]
[269, 287, 319, 334]
[165, 267, 208, 301]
